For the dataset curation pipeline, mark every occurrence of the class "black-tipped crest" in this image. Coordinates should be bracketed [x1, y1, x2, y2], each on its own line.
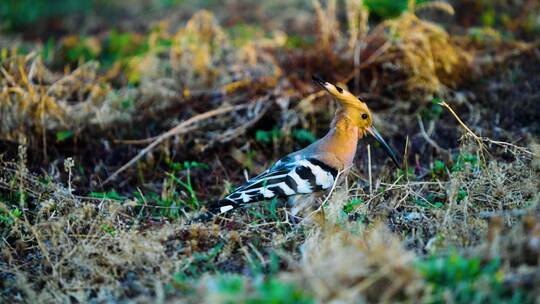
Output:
[312, 74, 327, 88]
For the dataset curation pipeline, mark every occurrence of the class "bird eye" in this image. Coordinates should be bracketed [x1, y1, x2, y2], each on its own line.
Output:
[335, 86, 343, 93]
[361, 113, 369, 120]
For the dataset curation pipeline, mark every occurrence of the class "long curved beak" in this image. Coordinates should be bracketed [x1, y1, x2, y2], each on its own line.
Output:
[366, 126, 400, 168]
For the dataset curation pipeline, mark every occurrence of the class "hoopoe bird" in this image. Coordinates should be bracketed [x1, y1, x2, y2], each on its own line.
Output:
[203, 76, 399, 219]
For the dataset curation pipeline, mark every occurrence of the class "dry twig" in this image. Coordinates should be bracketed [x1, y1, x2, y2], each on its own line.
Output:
[102, 104, 250, 185]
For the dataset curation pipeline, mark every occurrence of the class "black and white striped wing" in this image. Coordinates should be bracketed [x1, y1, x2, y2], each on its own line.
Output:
[214, 157, 338, 213]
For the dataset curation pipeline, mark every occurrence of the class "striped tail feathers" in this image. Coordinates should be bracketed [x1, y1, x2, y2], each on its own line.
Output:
[190, 199, 240, 223]
[189, 157, 339, 222]
[190, 210, 215, 223]
[215, 157, 338, 211]
[206, 198, 240, 215]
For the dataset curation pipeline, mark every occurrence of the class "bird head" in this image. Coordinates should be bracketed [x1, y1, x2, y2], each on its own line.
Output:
[313, 75, 400, 167]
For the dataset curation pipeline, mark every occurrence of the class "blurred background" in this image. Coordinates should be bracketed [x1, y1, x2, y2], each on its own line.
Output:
[0, 0, 538, 192]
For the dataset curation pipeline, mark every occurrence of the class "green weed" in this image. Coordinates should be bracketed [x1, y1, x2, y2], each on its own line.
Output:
[422, 98, 444, 121]
[89, 190, 126, 201]
[166, 161, 207, 209]
[0, 0, 92, 30]
[414, 192, 444, 208]
[0, 207, 21, 227]
[467, 27, 502, 43]
[418, 253, 527, 303]
[451, 152, 479, 173]
[100, 223, 117, 236]
[255, 128, 282, 144]
[364, 0, 429, 20]
[396, 167, 415, 180]
[432, 159, 447, 177]
[284, 34, 315, 49]
[248, 198, 280, 223]
[133, 161, 207, 220]
[55, 130, 74, 143]
[63, 36, 100, 63]
[456, 189, 468, 203]
[342, 198, 364, 215]
[205, 274, 314, 304]
[292, 129, 317, 144]
[227, 23, 265, 47]
[178, 242, 224, 277]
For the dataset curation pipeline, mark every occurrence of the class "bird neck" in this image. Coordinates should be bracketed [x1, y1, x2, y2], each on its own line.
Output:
[317, 108, 360, 169]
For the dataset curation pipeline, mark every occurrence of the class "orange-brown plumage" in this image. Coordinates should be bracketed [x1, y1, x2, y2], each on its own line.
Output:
[298, 110, 360, 171]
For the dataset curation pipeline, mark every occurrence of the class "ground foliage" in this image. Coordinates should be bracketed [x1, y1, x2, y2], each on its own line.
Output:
[1, 0, 540, 302]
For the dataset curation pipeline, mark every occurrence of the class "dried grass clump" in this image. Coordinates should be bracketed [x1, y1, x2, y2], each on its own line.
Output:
[296, 221, 424, 303]
[3, 222, 176, 302]
[170, 10, 229, 85]
[313, 0, 341, 53]
[371, 13, 473, 95]
[308, 2, 477, 99]
[170, 10, 282, 89]
[0, 54, 133, 142]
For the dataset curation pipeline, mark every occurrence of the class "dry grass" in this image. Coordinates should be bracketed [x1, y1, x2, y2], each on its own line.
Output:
[307, 1, 475, 100]
[297, 222, 424, 302]
[1, 1, 540, 303]
[2, 134, 537, 302]
[374, 12, 473, 94]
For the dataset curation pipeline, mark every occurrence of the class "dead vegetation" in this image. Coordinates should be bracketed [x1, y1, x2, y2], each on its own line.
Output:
[1, 0, 540, 303]
[296, 223, 425, 302]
